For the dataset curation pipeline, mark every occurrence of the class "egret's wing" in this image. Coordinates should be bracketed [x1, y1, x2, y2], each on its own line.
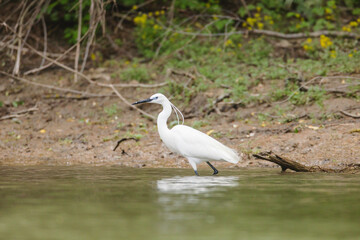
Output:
[170, 125, 240, 163]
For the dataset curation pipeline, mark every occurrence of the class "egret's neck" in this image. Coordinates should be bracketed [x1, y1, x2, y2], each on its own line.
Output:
[157, 100, 172, 138]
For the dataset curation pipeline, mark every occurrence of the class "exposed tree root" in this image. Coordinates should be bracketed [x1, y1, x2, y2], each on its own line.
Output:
[253, 151, 360, 173]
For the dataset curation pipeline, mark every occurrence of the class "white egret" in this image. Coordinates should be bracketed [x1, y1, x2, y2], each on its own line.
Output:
[133, 93, 241, 176]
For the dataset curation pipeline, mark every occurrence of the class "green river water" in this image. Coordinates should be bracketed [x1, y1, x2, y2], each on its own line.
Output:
[0, 166, 359, 240]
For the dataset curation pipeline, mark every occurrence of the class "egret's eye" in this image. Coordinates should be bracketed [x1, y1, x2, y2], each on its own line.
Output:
[154, 96, 158, 100]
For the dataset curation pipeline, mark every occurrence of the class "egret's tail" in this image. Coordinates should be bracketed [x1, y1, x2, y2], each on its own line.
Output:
[221, 145, 241, 164]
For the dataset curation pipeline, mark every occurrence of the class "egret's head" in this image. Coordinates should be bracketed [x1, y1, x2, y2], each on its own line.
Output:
[132, 93, 167, 105]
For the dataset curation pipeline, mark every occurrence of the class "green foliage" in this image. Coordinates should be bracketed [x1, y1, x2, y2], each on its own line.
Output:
[272, 83, 326, 106]
[104, 104, 119, 117]
[192, 120, 208, 129]
[123, 132, 143, 140]
[45, 0, 91, 43]
[119, 65, 150, 83]
[12, 100, 24, 108]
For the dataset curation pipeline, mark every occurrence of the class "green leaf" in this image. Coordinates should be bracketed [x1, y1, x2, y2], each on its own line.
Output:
[352, 8, 360, 15]
[12, 101, 24, 108]
[327, 1, 336, 8]
[237, 7, 247, 17]
[286, 12, 296, 18]
[214, 19, 232, 31]
[312, 7, 325, 17]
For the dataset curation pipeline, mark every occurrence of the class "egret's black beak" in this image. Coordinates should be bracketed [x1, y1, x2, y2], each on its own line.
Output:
[132, 98, 153, 105]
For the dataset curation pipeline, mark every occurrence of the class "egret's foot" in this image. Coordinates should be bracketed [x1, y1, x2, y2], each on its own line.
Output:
[206, 161, 219, 176]
[194, 170, 199, 176]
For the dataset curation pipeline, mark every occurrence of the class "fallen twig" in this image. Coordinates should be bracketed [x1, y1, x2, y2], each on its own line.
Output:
[168, 28, 360, 39]
[0, 71, 111, 97]
[110, 84, 155, 120]
[253, 151, 360, 173]
[0, 105, 38, 121]
[113, 137, 138, 152]
[340, 110, 360, 119]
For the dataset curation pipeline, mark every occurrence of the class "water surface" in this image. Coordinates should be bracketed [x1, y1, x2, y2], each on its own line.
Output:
[1, 167, 359, 240]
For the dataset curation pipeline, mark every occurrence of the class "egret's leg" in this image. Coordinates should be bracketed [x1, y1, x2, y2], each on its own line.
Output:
[188, 158, 199, 176]
[206, 161, 219, 175]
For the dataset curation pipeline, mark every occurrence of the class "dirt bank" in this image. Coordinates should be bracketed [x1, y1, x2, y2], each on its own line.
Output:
[1, 70, 359, 171]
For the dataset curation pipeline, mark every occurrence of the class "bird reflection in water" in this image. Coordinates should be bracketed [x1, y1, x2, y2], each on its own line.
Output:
[157, 176, 239, 194]
[156, 176, 239, 222]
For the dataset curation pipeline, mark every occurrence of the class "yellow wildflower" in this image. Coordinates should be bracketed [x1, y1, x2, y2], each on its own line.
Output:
[295, 13, 300, 18]
[238, 43, 242, 48]
[246, 17, 256, 26]
[133, 13, 147, 25]
[195, 22, 203, 28]
[160, 10, 165, 15]
[153, 24, 159, 30]
[358, 18, 360, 23]
[205, 3, 210, 8]
[269, 20, 274, 25]
[256, 6, 261, 12]
[342, 26, 351, 32]
[325, 8, 332, 14]
[155, 11, 160, 16]
[39, 129, 46, 134]
[125, 60, 130, 65]
[132, 5, 138, 10]
[257, 22, 264, 29]
[303, 45, 313, 51]
[242, 22, 247, 27]
[148, 12, 153, 17]
[330, 50, 336, 58]
[225, 39, 233, 47]
[348, 53, 353, 58]
[349, 21, 358, 27]
[254, 13, 261, 19]
[306, 38, 312, 43]
[320, 35, 332, 48]
[213, 15, 218, 20]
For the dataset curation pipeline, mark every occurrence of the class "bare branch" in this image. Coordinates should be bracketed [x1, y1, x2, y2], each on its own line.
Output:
[74, 0, 83, 83]
[109, 84, 155, 120]
[40, 15, 47, 68]
[340, 111, 360, 119]
[0, 105, 38, 121]
[0, 70, 111, 97]
[166, 27, 360, 39]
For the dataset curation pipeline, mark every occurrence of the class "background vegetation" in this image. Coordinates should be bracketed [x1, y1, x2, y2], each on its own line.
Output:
[1, 0, 360, 123]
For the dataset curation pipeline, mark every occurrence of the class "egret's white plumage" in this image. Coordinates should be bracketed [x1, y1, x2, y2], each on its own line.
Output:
[133, 93, 241, 175]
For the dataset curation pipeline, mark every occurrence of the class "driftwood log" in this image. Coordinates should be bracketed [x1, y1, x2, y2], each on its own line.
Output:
[253, 151, 360, 173]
